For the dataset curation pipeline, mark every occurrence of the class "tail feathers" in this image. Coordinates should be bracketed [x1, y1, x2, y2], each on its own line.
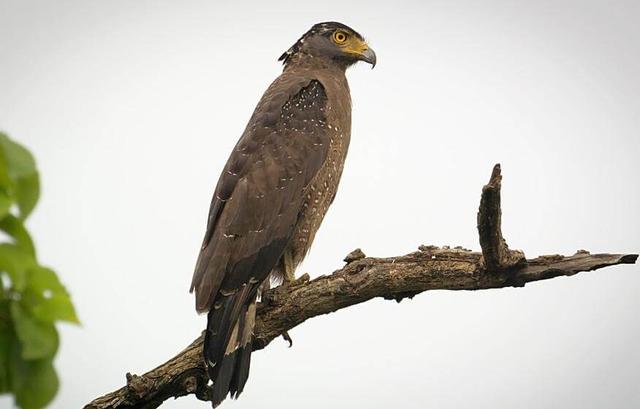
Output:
[205, 292, 257, 407]
[229, 299, 257, 397]
[210, 349, 239, 406]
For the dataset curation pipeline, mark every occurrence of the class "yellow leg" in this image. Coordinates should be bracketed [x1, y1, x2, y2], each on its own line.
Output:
[283, 249, 296, 283]
[281, 250, 295, 347]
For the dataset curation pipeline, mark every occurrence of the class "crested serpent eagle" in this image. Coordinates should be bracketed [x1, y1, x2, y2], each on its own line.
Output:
[190, 21, 376, 406]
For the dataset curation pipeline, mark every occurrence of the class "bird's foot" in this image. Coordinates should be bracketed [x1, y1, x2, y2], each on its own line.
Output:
[282, 270, 296, 284]
[281, 331, 293, 347]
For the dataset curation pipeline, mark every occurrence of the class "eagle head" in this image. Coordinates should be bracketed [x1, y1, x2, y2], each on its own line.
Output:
[279, 22, 376, 69]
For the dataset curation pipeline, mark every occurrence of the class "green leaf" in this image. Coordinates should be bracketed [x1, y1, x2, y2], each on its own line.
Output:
[9, 302, 58, 360]
[0, 142, 12, 191]
[15, 172, 39, 221]
[0, 133, 37, 180]
[0, 244, 36, 291]
[23, 266, 80, 324]
[16, 360, 59, 409]
[9, 344, 59, 409]
[26, 292, 79, 325]
[0, 300, 12, 393]
[0, 133, 40, 220]
[0, 190, 11, 219]
[0, 215, 36, 257]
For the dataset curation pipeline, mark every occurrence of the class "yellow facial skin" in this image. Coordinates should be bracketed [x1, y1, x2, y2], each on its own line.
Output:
[332, 30, 372, 60]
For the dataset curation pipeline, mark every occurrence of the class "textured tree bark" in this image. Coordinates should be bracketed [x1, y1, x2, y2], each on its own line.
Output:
[477, 164, 526, 271]
[85, 165, 638, 409]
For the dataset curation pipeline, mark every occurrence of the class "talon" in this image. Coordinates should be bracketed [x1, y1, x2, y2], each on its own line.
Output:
[282, 331, 293, 347]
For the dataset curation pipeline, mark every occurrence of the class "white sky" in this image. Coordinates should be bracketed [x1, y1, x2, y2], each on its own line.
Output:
[1, 1, 639, 408]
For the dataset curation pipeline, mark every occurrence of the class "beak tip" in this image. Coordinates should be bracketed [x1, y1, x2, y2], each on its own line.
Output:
[360, 48, 377, 69]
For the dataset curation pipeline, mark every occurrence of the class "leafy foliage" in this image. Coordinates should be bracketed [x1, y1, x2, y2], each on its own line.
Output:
[0, 132, 78, 408]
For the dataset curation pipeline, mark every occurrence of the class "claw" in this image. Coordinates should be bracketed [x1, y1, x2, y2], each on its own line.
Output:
[281, 331, 293, 347]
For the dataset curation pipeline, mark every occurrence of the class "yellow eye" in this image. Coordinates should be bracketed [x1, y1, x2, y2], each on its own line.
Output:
[333, 31, 348, 44]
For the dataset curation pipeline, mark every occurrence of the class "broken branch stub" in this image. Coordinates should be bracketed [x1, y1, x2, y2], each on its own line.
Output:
[477, 164, 526, 273]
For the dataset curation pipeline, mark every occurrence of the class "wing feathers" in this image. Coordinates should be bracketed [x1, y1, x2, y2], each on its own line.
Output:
[191, 77, 329, 312]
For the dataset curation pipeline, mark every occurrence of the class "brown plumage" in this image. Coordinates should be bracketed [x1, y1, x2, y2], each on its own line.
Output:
[190, 21, 376, 406]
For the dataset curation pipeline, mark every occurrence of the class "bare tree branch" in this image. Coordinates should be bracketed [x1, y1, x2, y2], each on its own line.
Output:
[85, 165, 638, 409]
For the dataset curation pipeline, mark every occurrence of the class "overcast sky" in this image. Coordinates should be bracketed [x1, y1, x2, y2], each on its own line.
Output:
[1, 0, 639, 408]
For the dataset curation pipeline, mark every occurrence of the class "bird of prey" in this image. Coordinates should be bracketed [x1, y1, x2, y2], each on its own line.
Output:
[190, 21, 376, 406]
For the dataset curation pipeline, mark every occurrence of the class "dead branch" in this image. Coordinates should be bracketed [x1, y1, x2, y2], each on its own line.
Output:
[85, 164, 638, 409]
[477, 164, 526, 272]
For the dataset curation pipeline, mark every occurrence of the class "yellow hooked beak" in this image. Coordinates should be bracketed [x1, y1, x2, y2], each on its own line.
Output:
[343, 38, 377, 68]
